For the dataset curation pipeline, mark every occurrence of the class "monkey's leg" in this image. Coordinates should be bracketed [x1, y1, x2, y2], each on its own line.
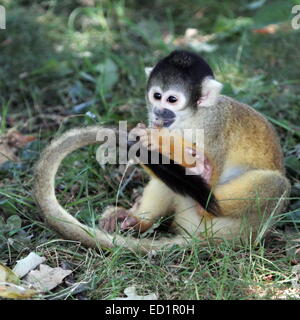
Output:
[215, 169, 289, 216]
[210, 169, 290, 239]
[172, 169, 290, 241]
[100, 177, 176, 233]
[171, 195, 204, 235]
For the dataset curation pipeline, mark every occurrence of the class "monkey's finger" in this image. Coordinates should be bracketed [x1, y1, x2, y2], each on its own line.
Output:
[129, 127, 148, 140]
[120, 216, 139, 230]
[140, 137, 151, 148]
[99, 218, 108, 231]
[140, 136, 160, 151]
[100, 217, 115, 233]
[102, 219, 111, 232]
[136, 123, 147, 129]
[108, 218, 117, 233]
[115, 209, 129, 221]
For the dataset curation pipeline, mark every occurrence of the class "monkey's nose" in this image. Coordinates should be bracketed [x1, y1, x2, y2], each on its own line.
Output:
[154, 108, 175, 119]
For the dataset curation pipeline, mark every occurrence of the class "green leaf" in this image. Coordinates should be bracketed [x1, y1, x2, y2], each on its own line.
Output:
[214, 16, 253, 35]
[0, 199, 19, 216]
[6, 215, 22, 232]
[96, 58, 119, 95]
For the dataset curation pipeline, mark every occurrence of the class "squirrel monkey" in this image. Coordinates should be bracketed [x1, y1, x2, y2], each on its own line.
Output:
[34, 50, 290, 252]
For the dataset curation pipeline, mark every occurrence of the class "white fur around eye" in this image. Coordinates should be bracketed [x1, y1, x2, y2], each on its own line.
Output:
[162, 90, 187, 111]
[148, 86, 163, 105]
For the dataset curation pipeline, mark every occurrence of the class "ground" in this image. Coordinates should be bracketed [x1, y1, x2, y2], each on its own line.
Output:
[0, 0, 299, 300]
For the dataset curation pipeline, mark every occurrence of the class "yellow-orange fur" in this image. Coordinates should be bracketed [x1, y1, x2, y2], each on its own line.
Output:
[34, 95, 290, 252]
[101, 95, 290, 241]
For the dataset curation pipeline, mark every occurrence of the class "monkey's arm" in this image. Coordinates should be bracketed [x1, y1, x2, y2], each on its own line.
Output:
[136, 127, 220, 215]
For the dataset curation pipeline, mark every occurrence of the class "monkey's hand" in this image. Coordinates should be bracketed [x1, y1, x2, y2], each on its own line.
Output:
[129, 124, 213, 182]
[130, 124, 184, 157]
[184, 147, 213, 183]
[129, 123, 161, 152]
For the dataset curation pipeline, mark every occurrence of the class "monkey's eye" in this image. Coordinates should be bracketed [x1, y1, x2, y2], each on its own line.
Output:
[167, 96, 177, 103]
[153, 92, 162, 100]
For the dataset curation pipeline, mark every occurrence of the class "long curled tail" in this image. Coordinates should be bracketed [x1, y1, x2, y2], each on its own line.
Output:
[33, 126, 190, 253]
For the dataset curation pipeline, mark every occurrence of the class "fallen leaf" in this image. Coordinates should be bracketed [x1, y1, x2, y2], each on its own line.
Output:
[0, 142, 18, 165]
[95, 58, 119, 93]
[0, 129, 36, 165]
[0, 283, 37, 299]
[0, 263, 20, 284]
[114, 286, 158, 300]
[25, 264, 72, 292]
[7, 130, 36, 148]
[13, 252, 46, 278]
[172, 29, 217, 52]
[253, 24, 279, 34]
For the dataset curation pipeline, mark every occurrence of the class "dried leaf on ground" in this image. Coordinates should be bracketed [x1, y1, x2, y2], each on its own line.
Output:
[0, 263, 37, 299]
[113, 286, 158, 300]
[0, 129, 36, 165]
[0, 283, 37, 299]
[0, 263, 20, 284]
[0, 142, 18, 165]
[253, 23, 292, 35]
[253, 24, 279, 34]
[6, 130, 36, 148]
[25, 264, 72, 292]
[13, 252, 46, 278]
[171, 28, 217, 52]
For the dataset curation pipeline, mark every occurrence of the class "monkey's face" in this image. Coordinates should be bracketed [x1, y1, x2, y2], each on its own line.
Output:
[146, 84, 194, 128]
[145, 50, 223, 128]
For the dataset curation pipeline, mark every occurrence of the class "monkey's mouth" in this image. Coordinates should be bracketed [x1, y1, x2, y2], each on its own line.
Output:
[153, 118, 175, 128]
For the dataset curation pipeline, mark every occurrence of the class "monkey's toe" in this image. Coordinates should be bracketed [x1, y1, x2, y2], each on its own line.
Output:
[120, 216, 139, 230]
[99, 207, 129, 233]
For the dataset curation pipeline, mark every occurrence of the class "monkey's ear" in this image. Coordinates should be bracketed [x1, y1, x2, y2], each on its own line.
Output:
[145, 67, 153, 78]
[197, 77, 223, 107]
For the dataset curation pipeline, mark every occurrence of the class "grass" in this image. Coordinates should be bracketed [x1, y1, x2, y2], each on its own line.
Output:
[0, 0, 300, 299]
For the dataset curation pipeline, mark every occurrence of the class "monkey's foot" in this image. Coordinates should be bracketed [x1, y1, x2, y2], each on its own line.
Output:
[99, 206, 139, 233]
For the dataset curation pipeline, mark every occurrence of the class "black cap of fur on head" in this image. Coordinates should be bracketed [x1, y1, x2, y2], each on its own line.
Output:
[168, 50, 213, 71]
[148, 50, 214, 106]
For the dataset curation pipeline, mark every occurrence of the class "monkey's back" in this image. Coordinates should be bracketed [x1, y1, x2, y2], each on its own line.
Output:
[219, 95, 285, 174]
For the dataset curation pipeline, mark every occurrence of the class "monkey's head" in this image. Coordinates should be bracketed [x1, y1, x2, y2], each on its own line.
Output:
[145, 50, 223, 128]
